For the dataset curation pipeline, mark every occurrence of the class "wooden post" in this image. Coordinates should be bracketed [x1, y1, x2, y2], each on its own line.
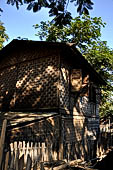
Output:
[0, 119, 7, 168]
[58, 116, 63, 160]
[10, 151, 15, 170]
[4, 151, 9, 170]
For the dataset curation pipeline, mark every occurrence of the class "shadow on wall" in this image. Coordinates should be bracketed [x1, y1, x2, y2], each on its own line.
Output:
[0, 55, 59, 111]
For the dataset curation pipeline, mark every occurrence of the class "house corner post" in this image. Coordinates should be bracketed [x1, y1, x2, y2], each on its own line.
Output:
[58, 114, 64, 160]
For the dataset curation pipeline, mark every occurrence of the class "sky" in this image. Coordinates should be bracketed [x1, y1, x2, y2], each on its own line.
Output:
[1, 0, 113, 48]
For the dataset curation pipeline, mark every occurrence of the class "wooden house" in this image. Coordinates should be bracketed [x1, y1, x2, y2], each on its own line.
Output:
[0, 40, 106, 162]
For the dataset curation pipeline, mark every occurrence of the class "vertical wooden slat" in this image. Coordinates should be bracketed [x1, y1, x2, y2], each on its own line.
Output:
[25, 142, 29, 163]
[34, 142, 37, 162]
[48, 143, 52, 161]
[59, 142, 63, 160]
[33, 162, 37, 170]
[15, 148, 19, 170]
[19, 141, 23, 157]
[38, 143, 41, 161]
[19, 154, 24, 170]
[26, 154, 32, 170]
[10, 143, 13, 153]
[10, 151, 15, 170]
[31, 142, 33, 161]
[14, 141, 17, 167]
[0, 119, 7, 168]
[40, 143, 43, 162]
[42, 143, 45, 162]
[40, 162, 44, 170]
[48, 143, 50, 161]
[46, 142, 49, 162]
[58, 116, 63, 160]
[44, 143, 47, 161]
[13, 141, 18, 169]
[4, 151, 9, 170]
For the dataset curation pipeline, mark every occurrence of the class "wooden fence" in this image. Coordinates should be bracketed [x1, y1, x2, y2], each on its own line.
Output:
[10, 141, 58, 163]
[0, 119, 45, 170]
[1, 119, 113, 169]
[1, 151, 41, 170]
[96, 124, 113, 157]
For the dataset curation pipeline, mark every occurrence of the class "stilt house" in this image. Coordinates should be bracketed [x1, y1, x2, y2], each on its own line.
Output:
[0, 40, 106, 161]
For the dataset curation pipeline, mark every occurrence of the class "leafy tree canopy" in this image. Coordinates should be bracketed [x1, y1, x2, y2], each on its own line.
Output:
[84, 40, 113, 117]
[0, 20, 9, 50]
[34, 14, 113, 117]
[34, 15, 105, 50]
[6, 0, 94, 25]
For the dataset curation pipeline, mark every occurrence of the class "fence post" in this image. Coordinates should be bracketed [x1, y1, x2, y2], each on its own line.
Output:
[0, 119, 7, 168]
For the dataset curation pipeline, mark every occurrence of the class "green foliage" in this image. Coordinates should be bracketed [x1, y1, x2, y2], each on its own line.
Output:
[34, 15, 113, 117]
[34, 15, 106, 50]
[7, 0, 94, 26]
[84, 41, 113, 116]
[0, 20, 9, 50]
[84, 41, 113, 79]
[100, 85, 113, 117]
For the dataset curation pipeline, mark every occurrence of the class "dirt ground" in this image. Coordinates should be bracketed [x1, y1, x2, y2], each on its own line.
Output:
[94, 150, 113, 170]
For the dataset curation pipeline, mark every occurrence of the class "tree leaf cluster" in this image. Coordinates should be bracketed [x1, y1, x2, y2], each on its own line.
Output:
[6, 0, 94, 25]
[0, 20, 9, 50]
[84, 41, 113, 116]
[71, 0, 94, 15]
[34, 15, 105, 48]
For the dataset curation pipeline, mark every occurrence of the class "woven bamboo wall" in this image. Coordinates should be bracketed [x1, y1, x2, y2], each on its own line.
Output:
[0, 46, 60, 111]
[0, 66, 17, 110]
[15, 55, 59, 110]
